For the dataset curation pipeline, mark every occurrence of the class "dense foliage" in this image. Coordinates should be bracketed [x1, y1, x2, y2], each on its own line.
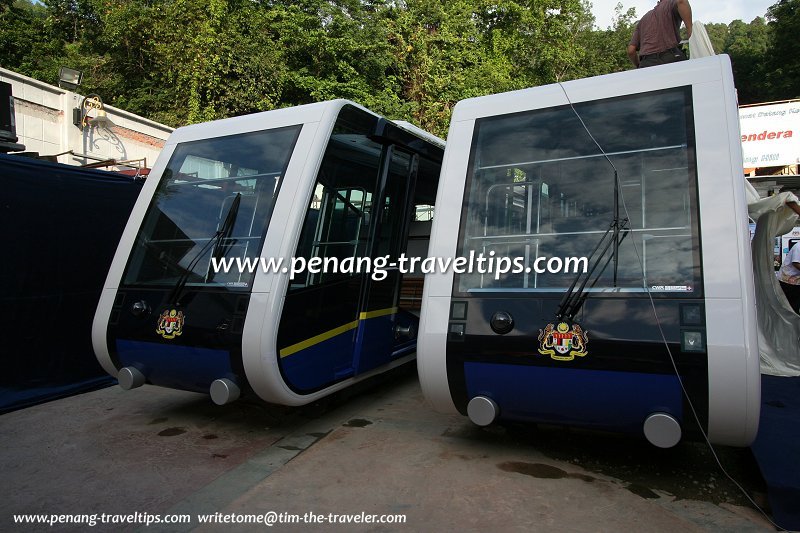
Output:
[1, 0, 793, 135]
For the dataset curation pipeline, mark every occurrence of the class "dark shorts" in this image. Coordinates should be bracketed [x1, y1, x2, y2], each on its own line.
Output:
[638, 47, 687, 68]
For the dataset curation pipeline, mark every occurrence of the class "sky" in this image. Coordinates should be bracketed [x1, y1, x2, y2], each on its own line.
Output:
[589, 0, 776, 29]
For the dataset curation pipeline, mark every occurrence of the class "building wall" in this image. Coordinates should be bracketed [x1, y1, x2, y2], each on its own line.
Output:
[0, 67, 173, 170]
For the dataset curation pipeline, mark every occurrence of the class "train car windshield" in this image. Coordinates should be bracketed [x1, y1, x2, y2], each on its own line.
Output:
[122, 125, 301, 289]
[457, 87, 701, 295]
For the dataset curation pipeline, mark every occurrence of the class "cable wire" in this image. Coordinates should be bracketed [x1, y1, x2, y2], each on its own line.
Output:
[557, 81, 781, 530]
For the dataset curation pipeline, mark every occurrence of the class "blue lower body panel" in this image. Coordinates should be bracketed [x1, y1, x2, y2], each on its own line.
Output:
[280, 312, 418, 393]
[751, 375, 800, 531]
[354, 314, 395, 374]
[116, 340, 235, 393]
[280, 332, 355, 393]
[464, 362, 683, 433]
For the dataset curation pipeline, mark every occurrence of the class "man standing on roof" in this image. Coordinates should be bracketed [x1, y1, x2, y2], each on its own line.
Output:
[627, 0, 693, 68]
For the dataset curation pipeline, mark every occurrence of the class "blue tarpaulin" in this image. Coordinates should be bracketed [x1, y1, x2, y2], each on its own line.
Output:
[0, 154, 142, 413]
[751, 375, 800, 530]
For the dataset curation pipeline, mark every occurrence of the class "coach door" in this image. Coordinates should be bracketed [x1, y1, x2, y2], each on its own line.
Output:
[352, 146, 418, 374]
[278, 105, 414, 392]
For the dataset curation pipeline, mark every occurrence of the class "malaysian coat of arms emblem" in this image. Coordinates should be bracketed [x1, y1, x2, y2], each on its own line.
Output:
[156, 309, 185, 340]
[538, 322, 589, 361]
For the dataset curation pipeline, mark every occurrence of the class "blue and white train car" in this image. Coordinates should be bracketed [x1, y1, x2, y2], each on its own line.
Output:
[93, 100, 443, 406]
[417, 55, 760, 447]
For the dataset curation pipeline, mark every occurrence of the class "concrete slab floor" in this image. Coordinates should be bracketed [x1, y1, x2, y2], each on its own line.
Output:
[0, 364, 773, 532]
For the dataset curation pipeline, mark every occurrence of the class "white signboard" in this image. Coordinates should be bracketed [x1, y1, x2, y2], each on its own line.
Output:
[739, 101, 800, 168]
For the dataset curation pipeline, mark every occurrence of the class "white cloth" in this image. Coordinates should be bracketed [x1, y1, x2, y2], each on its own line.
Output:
[748, 180, 800, 376]
[687, 21, 715, 58]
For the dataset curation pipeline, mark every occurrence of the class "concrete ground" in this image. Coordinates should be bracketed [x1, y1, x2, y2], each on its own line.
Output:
[0, 364, 774, 532]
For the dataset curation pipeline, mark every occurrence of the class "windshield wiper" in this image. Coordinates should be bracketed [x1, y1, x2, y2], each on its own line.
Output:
[555, 216, 629, 321]
[167, 192, 241, 306]
[207, 193, 242, 282]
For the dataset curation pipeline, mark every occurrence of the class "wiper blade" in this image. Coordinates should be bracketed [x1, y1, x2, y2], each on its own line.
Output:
[167, 193, 241, 306]
[207, 193, 242, 281]
[556, 216, 629, 321]
[568, 226, 630, 319]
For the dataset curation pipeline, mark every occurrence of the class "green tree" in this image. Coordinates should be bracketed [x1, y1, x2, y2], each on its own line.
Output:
[0, 0, 65, 84]
[147, 0, 285, 124]
[703, 22, 728, 55]
[3, 0, 788, 133]
[763, 0, 800, 100]
[62, 0, 288, 126]
[381, 0, 525, 135]
[473, 0, 591, 86]
[723, 18, 769, 103]
[42, 0, 100, 43]
[264, 0, 395, 114]
[572, 2, 636, 77]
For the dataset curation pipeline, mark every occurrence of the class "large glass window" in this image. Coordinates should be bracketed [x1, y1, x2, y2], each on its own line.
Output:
[457, 87, 701, 295]
[123, 125, 301, 289]
[290, 106, 382, 289]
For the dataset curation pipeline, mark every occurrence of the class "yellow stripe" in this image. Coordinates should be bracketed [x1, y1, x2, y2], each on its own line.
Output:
[278, 306, 398, 358]
[359, 307, 398, 320]
[279, 320, 359, 358]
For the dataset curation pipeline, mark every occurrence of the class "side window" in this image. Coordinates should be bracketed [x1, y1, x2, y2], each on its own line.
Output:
[291, 107, 382, 289]
[375, 149, 413, 260]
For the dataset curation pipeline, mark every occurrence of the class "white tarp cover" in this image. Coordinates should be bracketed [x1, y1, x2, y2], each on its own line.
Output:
[687, 21, 715, 59]
[689, 23, 800, 375]
[746, 180, 800, 376]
